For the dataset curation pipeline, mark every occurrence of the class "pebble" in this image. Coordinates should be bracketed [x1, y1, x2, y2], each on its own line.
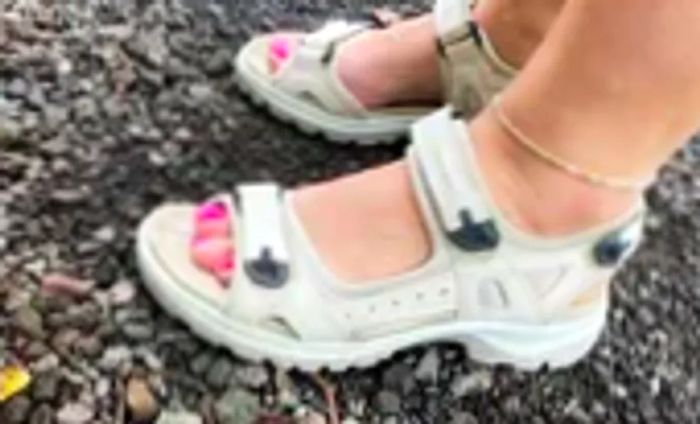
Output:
[126, 376, 160, 422]
[189, 350, 214, 376]
[29, 403, 54, 424]
[215, 388, 260, 424]
[205, 356, 235, 389]
[56, 402, 94, 424]
[122, 322, 155, 341]
[235, 364, 268, 389]
[2, 395, 31, 423]
[109, 280, 137, 305]
[375, 390, 401, 415]
[32, 371, 60, 402]
[13, 304, 45, 339]
[156, 410, 203, 424]
[42, 274, 95, 298]
[451, 412, 479, 424]
[99, 345, 133, 371]
[414, 348, 440, 383]
[450, 371, 493, 398]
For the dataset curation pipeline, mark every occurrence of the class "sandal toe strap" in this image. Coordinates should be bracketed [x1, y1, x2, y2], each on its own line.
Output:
[274, 21, 368, 115]
[237, 184, 290, 289]
[409, 107, 500, 252]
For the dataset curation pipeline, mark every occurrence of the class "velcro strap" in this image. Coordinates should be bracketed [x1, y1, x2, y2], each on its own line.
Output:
[434, 0, 476, 47]
[237, 184, 290, 289]
[409, 108, 500, 251]
[304, 21, 367, 53]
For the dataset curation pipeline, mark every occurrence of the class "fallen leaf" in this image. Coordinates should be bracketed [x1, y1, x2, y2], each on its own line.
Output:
[0, 365, 31, 402]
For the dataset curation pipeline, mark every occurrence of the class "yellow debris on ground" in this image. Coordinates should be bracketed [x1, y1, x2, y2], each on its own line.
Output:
[0, 365, 31, 402]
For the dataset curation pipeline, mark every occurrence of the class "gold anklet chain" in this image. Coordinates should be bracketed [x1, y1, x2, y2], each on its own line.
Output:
[491, 95, 655, 192]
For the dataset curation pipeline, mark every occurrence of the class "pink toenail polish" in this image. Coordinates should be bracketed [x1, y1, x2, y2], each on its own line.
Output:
[270, 38, 291, 61]
[216, 255, 235, 272]
[196, 201, 227, 221]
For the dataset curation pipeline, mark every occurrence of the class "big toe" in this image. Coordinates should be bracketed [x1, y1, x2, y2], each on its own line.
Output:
[268, 35, 298, 73]
[191, 237, 235, 283]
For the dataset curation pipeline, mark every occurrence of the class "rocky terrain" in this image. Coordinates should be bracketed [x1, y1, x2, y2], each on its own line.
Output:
[1, 0, 699, 423]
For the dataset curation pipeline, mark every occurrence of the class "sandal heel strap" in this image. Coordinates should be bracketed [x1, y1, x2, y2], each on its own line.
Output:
[433, 0, 517, 114]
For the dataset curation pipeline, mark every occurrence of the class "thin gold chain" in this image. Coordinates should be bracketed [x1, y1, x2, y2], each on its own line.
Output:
[491, 95, 654, 191]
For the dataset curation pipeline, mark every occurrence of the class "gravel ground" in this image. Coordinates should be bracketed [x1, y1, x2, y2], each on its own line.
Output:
[1, 0, 700, 423]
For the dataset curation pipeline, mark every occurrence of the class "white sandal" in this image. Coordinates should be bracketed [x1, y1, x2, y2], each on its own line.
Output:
[136, 108, 646, 371]
[234, 0, 516, 145]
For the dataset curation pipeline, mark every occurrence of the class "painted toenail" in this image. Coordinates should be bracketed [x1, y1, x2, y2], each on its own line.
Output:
[270, 37, 291, 61]
[196, 201, 227, 221]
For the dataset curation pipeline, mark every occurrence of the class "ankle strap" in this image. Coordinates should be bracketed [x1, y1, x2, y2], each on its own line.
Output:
[409, 107, 501, 252]
[433, 0, 517, 115]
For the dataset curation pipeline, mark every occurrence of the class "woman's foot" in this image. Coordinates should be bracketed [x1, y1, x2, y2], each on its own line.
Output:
[268, 15, 443, 108]
[190, 114, 640, 285]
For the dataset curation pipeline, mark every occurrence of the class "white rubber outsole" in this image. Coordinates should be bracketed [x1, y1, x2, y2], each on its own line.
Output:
[136, 213, 608, 372]
[233, 42, 428, 146]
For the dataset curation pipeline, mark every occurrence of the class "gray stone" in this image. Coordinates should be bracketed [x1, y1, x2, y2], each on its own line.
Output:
[451, 412, 479, 424]
[450, 371, 493, 398]
[32, 371, 60, 401]
[205, 356, 235, 389]
[29, 403, 54, 424]
[109, 280, 137, 306]
[234, 364, 268, 389]
[56, 402, 94, 424]
[99, 345, 133, 371]
[375, 390, 401, 415]
[122, 322, 155, 341]
[414, 348, 440, 383]
[13, 304, 45, 339]
[2, 395, 31, 423]
[156, 411, 203, 424]
[215, 388, 260, 424]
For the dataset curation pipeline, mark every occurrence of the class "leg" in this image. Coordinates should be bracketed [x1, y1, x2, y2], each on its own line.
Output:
[473, 0, 700, 235]
[196, 0, 700, 282]
[268, 0, 564, 108]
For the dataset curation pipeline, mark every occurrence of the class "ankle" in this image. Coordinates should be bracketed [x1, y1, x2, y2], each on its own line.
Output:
[337, 16, 442, 108]
[473, 0, 563, 69]
[469, 112, 640, 237]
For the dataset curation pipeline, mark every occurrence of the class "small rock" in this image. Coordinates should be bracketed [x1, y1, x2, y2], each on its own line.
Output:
[31, 353, 60, 373]
[189, 350, 214, 376]
[205, 356, 235, 389]
[0, 118, 22, 144]
[156, 410, 203, 424]
[382, 362, 415, 393]
[215, 388, 260, 424]
[13, 305, 45, 339]
[99, 345, 133, 371]
[56, 402, 94, 424]
[451, 412, 479, 424]
[127, 377, 160, 422]
[450, 371, 493, 398]
[6, 78, 28, 98]
[32, 371, 60, 402]
[298, 410, 327, 424]
[1, 395, 31, 423]
[93, 225, 116, 243]
[204, 49, 232, 77]
[235, 364, 268, 389]
[29, 403, 54, 424]
[375, 390, 401, 415]
[42, 274, 95, 298]
[109, 280, 137, 305]
[122, 322, 155, 341]
[414, 348, 440, 383]
[74, 335, 103, 357]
